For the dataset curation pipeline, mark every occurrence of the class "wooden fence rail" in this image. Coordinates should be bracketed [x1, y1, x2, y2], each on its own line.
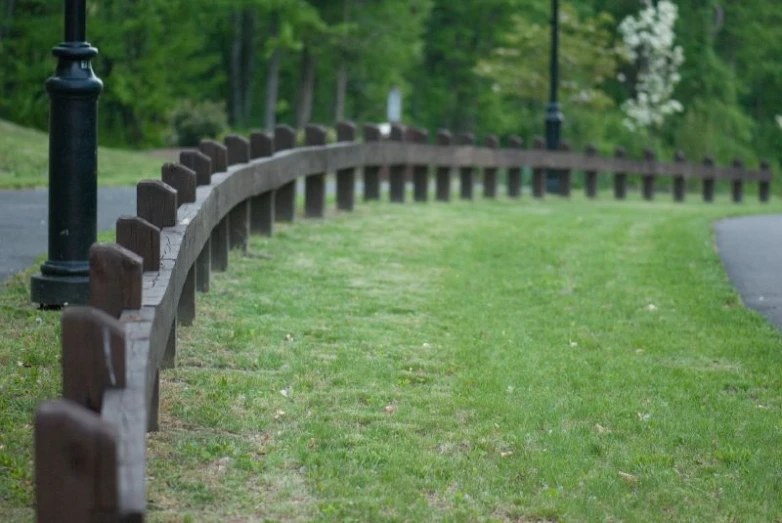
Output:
[33, 123, 772, 521]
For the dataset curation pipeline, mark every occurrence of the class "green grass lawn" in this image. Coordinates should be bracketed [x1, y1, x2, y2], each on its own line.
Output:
[0, 119, 163, 188]
[1, 195, 782, 521]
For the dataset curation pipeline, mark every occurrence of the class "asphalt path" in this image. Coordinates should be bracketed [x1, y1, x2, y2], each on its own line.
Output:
[715, 215, 782, 330]
[0, 187, 135, 282]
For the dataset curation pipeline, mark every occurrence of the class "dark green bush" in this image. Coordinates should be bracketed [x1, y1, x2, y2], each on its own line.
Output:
[168, 100, 227, 147]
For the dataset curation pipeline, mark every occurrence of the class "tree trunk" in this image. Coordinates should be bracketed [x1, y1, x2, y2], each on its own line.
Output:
[264, 13, 280, 132]
[241, 9, 256, 125]
[295, 47, 316, 129]
[334, 60, 347, 123]
[230, 9, 243, 126]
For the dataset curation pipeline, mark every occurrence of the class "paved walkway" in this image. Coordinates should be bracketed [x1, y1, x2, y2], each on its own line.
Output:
[715, 215, 782, 330]
[0, 187, 135, 282]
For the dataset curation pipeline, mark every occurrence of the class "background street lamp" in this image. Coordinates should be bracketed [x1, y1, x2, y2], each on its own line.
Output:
[545, 0, 564, 195]
[31, 0, 103, 307]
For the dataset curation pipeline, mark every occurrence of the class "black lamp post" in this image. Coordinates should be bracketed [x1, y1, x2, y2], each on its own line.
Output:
[545, 0, 564, 195]
[31, 0, 103, 307]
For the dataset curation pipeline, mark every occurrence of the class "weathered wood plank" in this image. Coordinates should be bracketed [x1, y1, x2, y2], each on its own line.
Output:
[732, 158, 744, 203]
[703, 156, 716, 203]
[198, 139, 227, 173]
[89, 243, 143, 319]
[506, 136, 523, 198]
[483, 135, 499, 199]
[336, 121, 357, 211]
[62, 306, 126, 413]
[274, 124, 297, 222]
[35, 399, 118, 523]
[179, 150, 212, 186]
[249, 131, 275, 236]
[362, 124, 382, 201]
[225, 134, 251, 166]
[178, 265, 196, 326]
[673, 151, 686, 202]
[228, 201, 250, 252]
[211, 217, 229, 271]
[435, 130, 452, 202]
[642, 149, 656, 201]
[389, 124, 407, 203]
[116, 216, 160, 272]
[584, 144, 598, 199]
[614, 147, 627, 200]
[162, 163, 196, 204]
[137, 180, 177, 229]
[411, 128, 430, 202]
[457, 133, 475, 200]
[532, 137, 546, 199]
[304, 124, 328, 218]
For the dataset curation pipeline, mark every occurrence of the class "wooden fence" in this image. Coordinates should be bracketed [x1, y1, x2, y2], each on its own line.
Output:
[32, 122, 771, 522]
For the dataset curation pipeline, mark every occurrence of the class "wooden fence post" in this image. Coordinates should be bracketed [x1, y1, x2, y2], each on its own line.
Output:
[61, 306, 126, 412]
[199, 139, 227, 173]
[225, 135, 251, 253]
[363, 124, 382, 201]
[163, 165, 196, 318]
[197, 141, 226, 287]
[88, 244, 143, 320]
[673, 151, 686, 202]
[389, 124, 407, 203]
[614, 147, 627, 200]
[642, 148, 656, 201]
[249, 131, 275, 236]
[412, 127, 430, 202]
[558, 140, 572, 197]
[759, 160, 771, 203]
[116, 216, 160, 273]
[483, 135, 499, 198]
[731, 158, 744, 203]
[703, 155, 715, 203]
[336, 121, 357, 211]
[179, 150, 212, 187]
[304, 124, 328, 218]
[532, 137, 546, 199]
[274, 124, 298, 222]
[35, 400, 118, 523]
[435, 130, 452, 202]
[137, 180, 177, 230]
[457, 133, 475, 200]
[507, 136, 523, 198]
[584, 144, 598, 199]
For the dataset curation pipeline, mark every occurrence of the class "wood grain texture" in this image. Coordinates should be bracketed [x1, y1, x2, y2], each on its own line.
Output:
[162, 163, 197, 204]
[483, 135, 499, 199]
[89, 244, 143, 319]
[250, 131, 274, 160]
[506, 136, 523, 198]
[225, 134, 251, 166]
[116, 216, 160, 272]
[199, 139, 227, 174]
[411, 128, 430, 202]
[673, 151, 686, 203]
[336, 121, 357, 211]
[532, 137, 546, 199]
[435, 130, 452, 202]
[305, 124, 328, 218]
[62, 306, 126, 413]
[180, 150, 213, 186]
[137, 180, 177, 229]
[362, 124, 382, 201]
[35, 399, 118, 523]
[274, 124, 297, 222]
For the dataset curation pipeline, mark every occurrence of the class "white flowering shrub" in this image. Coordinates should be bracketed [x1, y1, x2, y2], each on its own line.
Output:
[618, 0, 685, 131]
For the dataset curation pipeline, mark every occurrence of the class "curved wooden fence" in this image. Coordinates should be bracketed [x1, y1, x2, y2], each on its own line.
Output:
[32, 122, 771, 522]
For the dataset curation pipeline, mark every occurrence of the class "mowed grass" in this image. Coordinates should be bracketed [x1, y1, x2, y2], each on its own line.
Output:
[0, 119, 163, 188]
[1, 194, 782, 521]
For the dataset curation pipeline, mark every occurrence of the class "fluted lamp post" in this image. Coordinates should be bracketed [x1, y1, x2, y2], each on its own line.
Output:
[31, 0, 103, 307]
[545, 0, 564, 195]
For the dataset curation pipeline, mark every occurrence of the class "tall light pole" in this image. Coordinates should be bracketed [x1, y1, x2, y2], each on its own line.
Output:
[31, 0, 103, 307]
[545, 0, 564, 195]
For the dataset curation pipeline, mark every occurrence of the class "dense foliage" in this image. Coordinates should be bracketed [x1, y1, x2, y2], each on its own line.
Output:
[0, 0, 779, 167]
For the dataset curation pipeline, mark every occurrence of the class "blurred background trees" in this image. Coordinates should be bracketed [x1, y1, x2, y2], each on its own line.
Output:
[0, 0, 779, 167]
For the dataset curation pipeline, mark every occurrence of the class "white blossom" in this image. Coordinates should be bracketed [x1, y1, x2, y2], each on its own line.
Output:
[618, 1, 685, 132]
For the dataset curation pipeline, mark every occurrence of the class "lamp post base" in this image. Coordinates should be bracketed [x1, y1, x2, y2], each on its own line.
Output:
[31, 272, 89, 309]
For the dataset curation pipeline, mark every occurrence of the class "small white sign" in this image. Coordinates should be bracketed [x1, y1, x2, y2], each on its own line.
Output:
[387, 86, 402, 123]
